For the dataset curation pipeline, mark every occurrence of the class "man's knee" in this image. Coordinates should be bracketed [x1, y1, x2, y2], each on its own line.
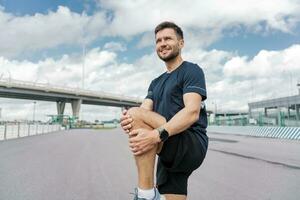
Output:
[128, 107, 166, 129]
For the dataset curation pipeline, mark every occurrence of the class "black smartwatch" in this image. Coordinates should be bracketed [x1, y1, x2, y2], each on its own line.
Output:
[156, 127, 169, 142]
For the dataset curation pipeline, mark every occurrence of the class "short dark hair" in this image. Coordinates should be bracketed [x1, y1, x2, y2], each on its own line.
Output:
[154, 21, 184, 39]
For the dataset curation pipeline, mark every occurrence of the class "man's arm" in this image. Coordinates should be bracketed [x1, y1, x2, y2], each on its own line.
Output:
[128, 92, 202, 155]
[161, 92, 202, 136]
[129, 93, 202, 138]
[140, 99, 153, 111]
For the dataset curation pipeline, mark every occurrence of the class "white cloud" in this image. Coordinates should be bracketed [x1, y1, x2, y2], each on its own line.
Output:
[99, 0, 300, 46]
[0, 6, 107, 58]
[207, 45, 300, 111]
[223, 45, 300, 78]
[0, 57, 39, 81]
[0, 47, 163, 121]
[0, 98, 57, 121]
[136, 32, 155, 49]
[183, 48, 234, 83]
[1, 0, 300, 57]
[1, 44, 300, 120]
[104, 42, 127, 51]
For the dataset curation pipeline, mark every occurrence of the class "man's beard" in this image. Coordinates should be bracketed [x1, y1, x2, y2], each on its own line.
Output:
[157, 48, 180, 62]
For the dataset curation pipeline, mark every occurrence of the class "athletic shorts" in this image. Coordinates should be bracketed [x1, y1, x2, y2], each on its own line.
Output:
[156, 129, 208, 195]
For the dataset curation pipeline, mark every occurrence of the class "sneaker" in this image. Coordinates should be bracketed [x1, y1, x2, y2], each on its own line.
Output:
[132, 187, 162, 200]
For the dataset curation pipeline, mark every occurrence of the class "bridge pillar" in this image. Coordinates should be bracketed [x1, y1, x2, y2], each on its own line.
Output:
[264, 108, 268, 117]
[276, 107, 280, 126]
[248, 107, 252, 118]
[287, 105, 290, 120]
[296, 104, 300, 121]
[71, 99, 82, 118]
[56, 101, 66, 115]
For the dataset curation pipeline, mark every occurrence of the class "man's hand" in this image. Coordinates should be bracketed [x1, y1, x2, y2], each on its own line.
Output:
[128, 129, 160, 156]
[120, 109, 133, 133]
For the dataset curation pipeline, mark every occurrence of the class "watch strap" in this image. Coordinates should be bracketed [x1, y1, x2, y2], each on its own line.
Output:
[157, 127, 169, 142]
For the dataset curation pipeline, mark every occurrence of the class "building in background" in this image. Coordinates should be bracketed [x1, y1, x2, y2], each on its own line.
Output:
[208, 83, 300, 127]
[248, 83, 300, 127]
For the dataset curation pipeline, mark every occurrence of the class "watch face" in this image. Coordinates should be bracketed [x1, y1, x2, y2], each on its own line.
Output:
[160, 129, 169, 142]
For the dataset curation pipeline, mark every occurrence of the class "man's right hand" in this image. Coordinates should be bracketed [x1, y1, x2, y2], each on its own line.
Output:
[120, 109, 133, 133]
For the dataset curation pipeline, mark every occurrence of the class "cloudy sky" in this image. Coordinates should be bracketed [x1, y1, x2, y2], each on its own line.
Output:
[0, 0, 300, 122]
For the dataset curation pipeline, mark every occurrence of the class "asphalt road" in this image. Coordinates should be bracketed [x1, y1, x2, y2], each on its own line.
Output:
[0, 128, 299, 200]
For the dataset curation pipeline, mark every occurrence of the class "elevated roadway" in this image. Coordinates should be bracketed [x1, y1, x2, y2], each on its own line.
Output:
[0, 79, 142, 117]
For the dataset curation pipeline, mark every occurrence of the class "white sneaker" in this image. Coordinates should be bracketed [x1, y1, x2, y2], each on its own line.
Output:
[132, 188, 161, 200]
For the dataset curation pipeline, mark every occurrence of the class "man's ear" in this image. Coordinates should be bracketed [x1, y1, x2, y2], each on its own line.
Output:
[179, 39, 184, 48]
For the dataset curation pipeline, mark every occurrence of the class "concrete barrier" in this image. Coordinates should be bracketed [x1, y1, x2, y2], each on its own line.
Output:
[207, 125, 300, 140]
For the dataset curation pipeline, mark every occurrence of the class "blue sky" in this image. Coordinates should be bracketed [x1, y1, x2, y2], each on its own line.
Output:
[0, 0, 300, 121]
[211, 27, 300, 57]
[0, 0, 153, 63]
[2, 0, 299, 61]
[2, 0, 300, 60]
[0, 0, 94, 15]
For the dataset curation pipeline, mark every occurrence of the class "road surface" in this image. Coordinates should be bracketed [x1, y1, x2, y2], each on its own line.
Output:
[0, 128, 299, 200]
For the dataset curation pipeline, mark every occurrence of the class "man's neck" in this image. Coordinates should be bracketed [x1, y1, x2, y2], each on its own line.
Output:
[165, 56, 184, 73]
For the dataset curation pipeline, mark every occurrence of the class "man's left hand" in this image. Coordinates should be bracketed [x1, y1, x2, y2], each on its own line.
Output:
[128, 129, 160, 156]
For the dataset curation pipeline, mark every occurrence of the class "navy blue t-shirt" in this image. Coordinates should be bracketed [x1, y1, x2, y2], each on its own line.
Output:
[145, 61, 207, 135]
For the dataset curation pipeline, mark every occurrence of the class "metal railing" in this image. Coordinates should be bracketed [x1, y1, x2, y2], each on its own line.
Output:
[209, 112, 300, 127]
[207, 125, 300, 140]
[0, 122, 62, 141]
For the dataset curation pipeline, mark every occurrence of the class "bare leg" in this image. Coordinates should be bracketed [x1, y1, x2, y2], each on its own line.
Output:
[127, 108, 187, 200]
[164, 194, 187, 200]
[127, 107, 166, 189]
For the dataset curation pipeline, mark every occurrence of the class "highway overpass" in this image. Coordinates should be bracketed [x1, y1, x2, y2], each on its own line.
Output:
[0, 79, 142, 118]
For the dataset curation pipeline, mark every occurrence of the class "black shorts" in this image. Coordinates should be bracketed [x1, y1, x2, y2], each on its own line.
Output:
[156, 129, 208, 195]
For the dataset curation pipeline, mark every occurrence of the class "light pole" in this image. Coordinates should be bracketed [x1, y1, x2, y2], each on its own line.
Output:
[282, 69, 293, 96]
[33, 101, 36, 123]
[211, 101, 218, 125]
[82, 43, 86, 89]
[212, 101, 218, 114]
[289, 72, 293, 96]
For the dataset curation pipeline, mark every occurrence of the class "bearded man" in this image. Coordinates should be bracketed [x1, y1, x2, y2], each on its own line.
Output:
[120, 21, 208, 200]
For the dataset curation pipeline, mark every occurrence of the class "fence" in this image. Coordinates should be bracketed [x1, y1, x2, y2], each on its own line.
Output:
[209, 112, 300, 127]
[207, 125, 300, 140]
[0, 122, 62, 141]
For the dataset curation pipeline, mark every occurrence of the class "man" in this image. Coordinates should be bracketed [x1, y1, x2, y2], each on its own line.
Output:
[120, 21, 208, 200]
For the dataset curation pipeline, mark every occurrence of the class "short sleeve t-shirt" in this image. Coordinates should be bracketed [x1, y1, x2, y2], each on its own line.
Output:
[145, 61, 207, 135]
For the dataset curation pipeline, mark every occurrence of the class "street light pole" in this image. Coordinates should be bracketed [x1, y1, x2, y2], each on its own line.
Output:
[282, 69, 293, 96]
[212, 101, 218, 114]
[289, 72, 293, 96]
[82, 44, 86, 89]
[33, 101, 36, 123]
